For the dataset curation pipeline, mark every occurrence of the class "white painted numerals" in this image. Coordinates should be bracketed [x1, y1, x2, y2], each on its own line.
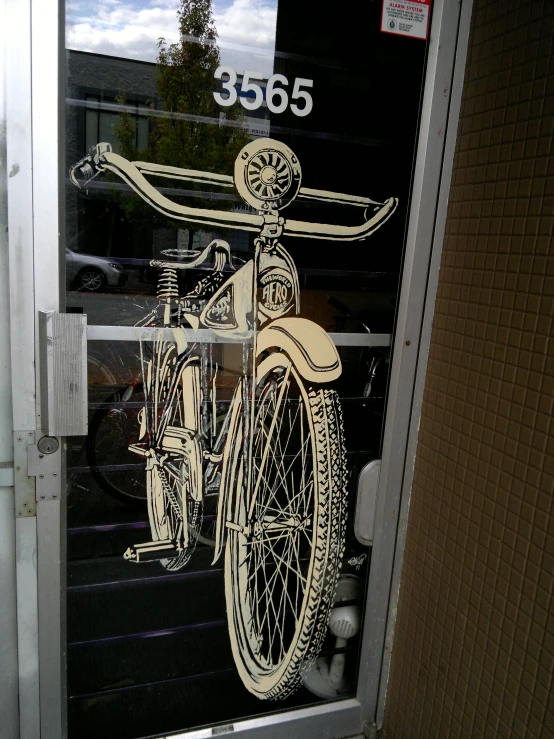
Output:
[213, 65, 238, 107]
[240, 70, 265, 111]
[265, 74, 287, 114]
[213, 67, 314, 117]
[290, 77, 313, 117]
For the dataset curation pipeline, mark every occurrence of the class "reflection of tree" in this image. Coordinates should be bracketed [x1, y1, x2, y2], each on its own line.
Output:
[115, 0, 250, 244]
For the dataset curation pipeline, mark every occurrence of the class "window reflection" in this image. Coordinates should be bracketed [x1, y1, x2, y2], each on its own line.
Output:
[85, 94, 150, 155]
[65, 0, 428, 736]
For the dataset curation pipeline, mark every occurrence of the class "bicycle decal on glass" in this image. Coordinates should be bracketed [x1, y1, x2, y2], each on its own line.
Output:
[70, 138, 398, 700]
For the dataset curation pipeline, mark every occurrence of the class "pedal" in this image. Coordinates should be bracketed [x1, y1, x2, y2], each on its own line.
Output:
[128, 443, 149, 457]
[204, 450, 223, 463]
[123, 539, 178, 563]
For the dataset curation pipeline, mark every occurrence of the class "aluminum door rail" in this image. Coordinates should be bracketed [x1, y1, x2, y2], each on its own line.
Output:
[86, 325, 392, 347]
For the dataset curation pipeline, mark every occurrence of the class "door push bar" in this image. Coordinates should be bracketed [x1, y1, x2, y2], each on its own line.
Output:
[38, 311, 88, 437]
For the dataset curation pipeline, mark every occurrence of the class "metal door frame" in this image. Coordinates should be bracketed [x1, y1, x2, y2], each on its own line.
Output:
[3, 0, 473, 735]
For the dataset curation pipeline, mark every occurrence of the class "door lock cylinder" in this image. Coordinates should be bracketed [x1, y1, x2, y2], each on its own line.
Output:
[37, 436, 60, 455]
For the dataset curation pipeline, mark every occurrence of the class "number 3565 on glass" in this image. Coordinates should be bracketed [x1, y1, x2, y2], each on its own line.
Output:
[214, 67, 314, 118]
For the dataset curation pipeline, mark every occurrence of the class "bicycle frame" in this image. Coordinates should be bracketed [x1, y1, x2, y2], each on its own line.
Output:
[126, 234, 343, 563]
[71, 136, 399, 699]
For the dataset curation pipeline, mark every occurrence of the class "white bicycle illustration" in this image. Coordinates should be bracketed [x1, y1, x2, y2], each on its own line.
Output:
[71, 138, 398, 699]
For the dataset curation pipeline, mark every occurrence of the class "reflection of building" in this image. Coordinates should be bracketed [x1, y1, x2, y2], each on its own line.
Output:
[66, 50, 268, 264]
[66, 51, 157, 262]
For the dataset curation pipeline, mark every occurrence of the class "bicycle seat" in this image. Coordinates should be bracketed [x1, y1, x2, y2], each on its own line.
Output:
[150, 239, 231, 271]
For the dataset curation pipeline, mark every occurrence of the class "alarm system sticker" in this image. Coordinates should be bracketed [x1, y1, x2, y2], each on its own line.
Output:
[381, 0, 431, 40]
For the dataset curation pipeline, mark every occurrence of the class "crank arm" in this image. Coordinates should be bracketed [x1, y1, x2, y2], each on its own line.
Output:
[128, 443, 150, 457]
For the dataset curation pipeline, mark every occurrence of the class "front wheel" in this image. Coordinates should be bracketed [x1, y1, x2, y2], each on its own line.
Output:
[224, 353, 347, 699]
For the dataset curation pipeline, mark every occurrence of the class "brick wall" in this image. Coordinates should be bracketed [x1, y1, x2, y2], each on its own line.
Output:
[384, 0, 553, 736]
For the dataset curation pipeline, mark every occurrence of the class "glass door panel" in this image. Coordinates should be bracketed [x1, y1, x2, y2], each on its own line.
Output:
[64, 0, 430, 735]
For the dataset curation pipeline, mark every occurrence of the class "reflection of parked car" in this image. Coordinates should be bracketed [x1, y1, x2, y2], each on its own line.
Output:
[66, 249, 127, 292]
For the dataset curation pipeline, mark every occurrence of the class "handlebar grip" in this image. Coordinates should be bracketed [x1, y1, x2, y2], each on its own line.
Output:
[297, 187, 381, 208]
[283, 197, 398, 241]
[69, 143, 113, 188]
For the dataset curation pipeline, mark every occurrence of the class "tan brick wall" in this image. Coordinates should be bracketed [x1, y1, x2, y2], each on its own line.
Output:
[383, 0, 553, 736]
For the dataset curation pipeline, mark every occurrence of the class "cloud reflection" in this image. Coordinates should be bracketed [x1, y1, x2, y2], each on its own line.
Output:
[66, 0, 277, 74]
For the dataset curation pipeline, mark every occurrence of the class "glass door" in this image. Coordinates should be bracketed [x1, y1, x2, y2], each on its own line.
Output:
[60, 0, 441, 736]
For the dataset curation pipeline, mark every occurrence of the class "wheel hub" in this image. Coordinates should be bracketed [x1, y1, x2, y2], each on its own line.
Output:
[260, 165, 277, 185]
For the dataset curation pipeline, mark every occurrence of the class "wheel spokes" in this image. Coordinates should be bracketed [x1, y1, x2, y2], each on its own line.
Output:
[243, 367, 316, 666]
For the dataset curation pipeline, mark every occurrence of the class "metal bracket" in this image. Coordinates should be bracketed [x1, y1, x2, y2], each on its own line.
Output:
[354, 459, 381, 546]
[14, 431, 37, 517]
[27, 442, 62, 502]
[0, 462, 15, 487]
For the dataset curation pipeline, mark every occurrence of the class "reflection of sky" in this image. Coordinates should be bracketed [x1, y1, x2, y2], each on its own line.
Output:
[66, 0, 277, 75]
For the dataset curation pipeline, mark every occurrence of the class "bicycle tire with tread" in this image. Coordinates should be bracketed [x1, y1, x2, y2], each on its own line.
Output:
[225, 367, 347, 700]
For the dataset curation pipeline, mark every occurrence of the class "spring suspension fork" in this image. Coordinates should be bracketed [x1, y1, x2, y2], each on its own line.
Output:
[158, 267, 179, 326]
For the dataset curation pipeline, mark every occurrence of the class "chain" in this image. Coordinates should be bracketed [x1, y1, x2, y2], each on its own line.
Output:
[156, 465, 183, 521]
[156, 465, 201, 540]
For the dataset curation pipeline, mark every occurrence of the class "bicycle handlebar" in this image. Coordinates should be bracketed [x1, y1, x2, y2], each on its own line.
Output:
[129, 162, 383, 209]
[70, 143, 398, 242]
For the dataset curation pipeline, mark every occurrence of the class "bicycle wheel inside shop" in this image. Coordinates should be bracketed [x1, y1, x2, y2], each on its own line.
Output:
[5, 0, 470, 736]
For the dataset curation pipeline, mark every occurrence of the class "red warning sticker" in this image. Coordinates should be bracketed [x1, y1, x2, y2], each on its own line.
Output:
[381, 0, 431, 40]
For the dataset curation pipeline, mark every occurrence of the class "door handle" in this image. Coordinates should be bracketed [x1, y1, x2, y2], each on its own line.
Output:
[38, 311, 88, 436]
[354, 459, 381, 546]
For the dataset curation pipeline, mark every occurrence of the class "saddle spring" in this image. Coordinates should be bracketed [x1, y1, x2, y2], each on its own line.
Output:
[157, 267, 179, 301]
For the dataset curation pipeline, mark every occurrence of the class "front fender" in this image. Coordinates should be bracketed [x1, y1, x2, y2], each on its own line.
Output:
[257, 317, 341, 384]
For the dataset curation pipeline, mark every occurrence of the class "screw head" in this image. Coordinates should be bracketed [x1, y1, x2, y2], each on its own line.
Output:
[39, 474, 44, 479]
[40, 495, 45, 500]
